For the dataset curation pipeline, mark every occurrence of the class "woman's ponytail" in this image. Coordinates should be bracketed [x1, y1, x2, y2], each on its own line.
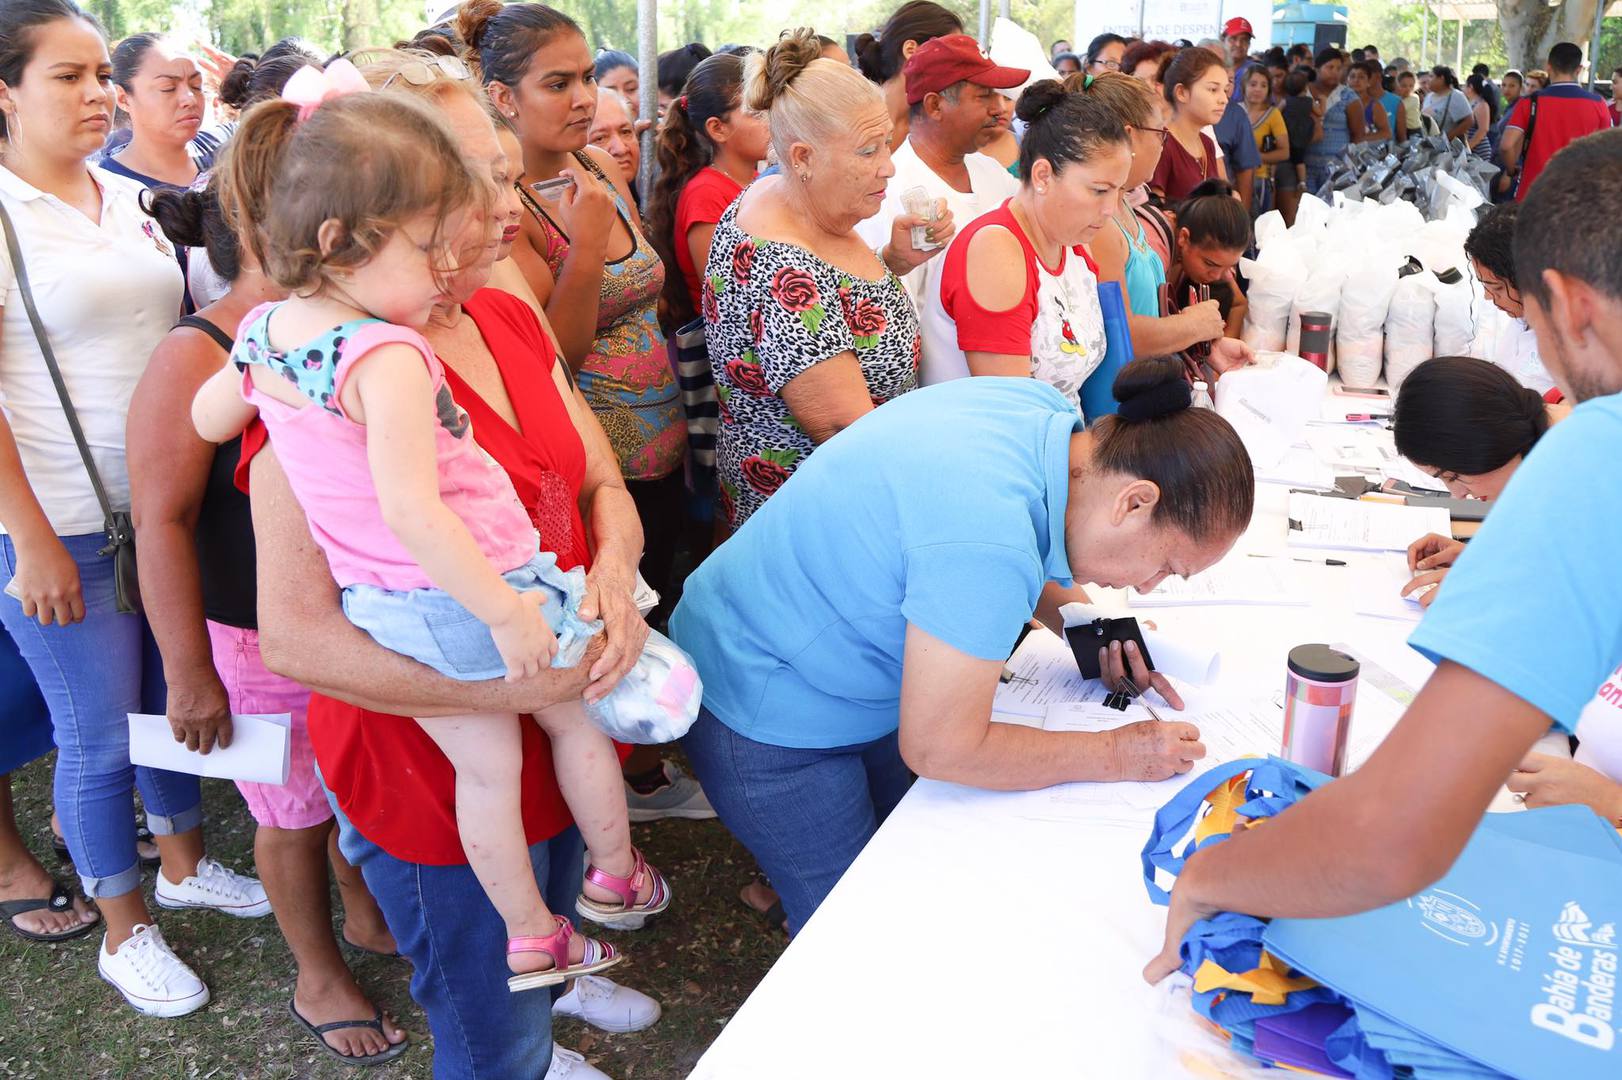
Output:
[647, 53, 745, 329]
[217, 97, 303, 275]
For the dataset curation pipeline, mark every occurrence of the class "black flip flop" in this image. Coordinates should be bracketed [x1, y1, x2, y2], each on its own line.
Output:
[2, 881, 98, 943]
[739, 876, 789, 936]
[51, 823, 161, 868]
[287, 1000, 409, 1067]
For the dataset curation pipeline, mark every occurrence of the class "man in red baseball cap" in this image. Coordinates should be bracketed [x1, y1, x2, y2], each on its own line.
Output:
[1222, 17, 1256, 99]
[855, 34, 1027, 371]
[902, 33, 1029, 107]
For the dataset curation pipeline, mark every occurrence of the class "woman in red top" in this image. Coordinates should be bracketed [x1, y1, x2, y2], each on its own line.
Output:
[646, 52, 770, 329]
[242, 55, 654, 1080]
[1149, 47, 1229, 206]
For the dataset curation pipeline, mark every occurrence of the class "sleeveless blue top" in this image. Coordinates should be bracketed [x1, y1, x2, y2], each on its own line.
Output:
[1113, 212, 1167, 319]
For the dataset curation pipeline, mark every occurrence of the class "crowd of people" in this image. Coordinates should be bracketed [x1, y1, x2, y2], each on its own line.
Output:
[0, 0, 1618, 1075]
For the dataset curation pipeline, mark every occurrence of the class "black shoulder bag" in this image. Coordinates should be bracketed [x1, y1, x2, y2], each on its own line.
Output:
[0, 200, 142, 614]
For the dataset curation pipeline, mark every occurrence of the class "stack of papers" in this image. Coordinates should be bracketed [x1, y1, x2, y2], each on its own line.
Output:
[1005, 698, 1284, 825]
[1287, 492, 1450, 553]
[993, 630, 1106, 720]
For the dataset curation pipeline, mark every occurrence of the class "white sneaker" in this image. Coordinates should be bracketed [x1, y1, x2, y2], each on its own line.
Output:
[553, 974, 662, 1033]
[154, 857, 271, 918]
[624, 761, 716, 823]
[97, 924, 210, 1018]
[545, 1044, 613, 1079]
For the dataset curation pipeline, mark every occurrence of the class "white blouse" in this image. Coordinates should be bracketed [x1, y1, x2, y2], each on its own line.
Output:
[0, 164, 183, 535]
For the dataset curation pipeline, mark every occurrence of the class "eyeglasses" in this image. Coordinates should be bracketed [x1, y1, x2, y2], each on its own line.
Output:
[380, 55, 473, 91]
[1090, 59, 1122, 72]
[1134, 124, 1171, 145]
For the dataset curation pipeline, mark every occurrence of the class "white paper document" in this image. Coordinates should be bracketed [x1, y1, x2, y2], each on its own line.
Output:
[1254, 445, 1336, 490]
[1353, 557, 1430, 622]
[993, 630, 1106, 719]
[129, 712, 292, 785]
[1008, 699, 1286, 823]
[1305, 426, 1397, 476]
[1286, 493, 1450, 553]
[1128, 560, 1308, 608]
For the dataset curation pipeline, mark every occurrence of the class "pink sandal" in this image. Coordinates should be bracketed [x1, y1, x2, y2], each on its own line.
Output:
[506, 915, 622, 993]
[575, 846, 671, 930]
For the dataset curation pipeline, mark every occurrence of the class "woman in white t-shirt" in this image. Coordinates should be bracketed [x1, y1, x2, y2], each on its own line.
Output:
[923, 81, 1129, 414]
[1421, 65, 1473, 142]
[0, 0, 261, 1020]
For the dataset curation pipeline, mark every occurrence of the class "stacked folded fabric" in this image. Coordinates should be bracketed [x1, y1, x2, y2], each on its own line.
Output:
[1144, 759, 1622, 1079]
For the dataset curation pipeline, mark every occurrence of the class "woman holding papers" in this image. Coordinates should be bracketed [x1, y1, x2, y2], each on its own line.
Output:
[672, 357, 1256, 933]
[0, 0, 264, 1020]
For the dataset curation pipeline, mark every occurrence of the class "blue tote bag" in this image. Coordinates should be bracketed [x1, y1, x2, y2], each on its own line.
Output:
[1079, 279, 1134, 422]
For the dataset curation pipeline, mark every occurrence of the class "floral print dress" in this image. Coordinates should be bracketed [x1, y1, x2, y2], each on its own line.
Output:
[702, 199, 920, 528]
[520, 152, 684, 481]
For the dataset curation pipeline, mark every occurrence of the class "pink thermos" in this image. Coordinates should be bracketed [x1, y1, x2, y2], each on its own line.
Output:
[1282, 644, 1360, 776]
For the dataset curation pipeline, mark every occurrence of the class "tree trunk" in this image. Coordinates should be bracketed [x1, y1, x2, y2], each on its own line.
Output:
[342, 0, 380, 52]
[1499, 0, 1601, 69]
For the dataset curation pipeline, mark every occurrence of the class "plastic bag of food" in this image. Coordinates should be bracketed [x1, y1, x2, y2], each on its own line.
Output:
[1384, 274, 1437, 390]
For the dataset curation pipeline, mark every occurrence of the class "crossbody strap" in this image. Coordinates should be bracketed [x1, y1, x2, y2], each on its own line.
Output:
[0, 199, 117, 526]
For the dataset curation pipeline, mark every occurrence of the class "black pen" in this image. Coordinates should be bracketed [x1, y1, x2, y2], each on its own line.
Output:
[1247, 554, 1347, 567]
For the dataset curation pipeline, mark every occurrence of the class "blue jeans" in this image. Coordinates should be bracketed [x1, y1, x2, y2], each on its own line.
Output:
[325, 777, 582, 1079]
[0, 619, 51, 774]
[0, 532, 201, 898]
[682, 706, 913, 934]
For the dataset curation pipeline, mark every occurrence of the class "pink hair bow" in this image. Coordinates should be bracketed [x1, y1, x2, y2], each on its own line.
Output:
[282, 58, 371, 123]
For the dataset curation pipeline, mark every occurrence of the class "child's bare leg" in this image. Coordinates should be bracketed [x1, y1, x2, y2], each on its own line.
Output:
[415, 713, 579, 973]
[532, 702, 653, 906]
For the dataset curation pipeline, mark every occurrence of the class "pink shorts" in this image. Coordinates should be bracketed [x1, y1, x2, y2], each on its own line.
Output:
[206, 621, 333, 830]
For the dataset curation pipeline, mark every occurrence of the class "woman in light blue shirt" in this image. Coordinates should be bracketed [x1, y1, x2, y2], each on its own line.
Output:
[671, 358, 1256, 931]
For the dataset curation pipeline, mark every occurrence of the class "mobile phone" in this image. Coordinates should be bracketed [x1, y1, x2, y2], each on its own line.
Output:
[1334, 384, 1391, 398]
[529, 176, 575, 202]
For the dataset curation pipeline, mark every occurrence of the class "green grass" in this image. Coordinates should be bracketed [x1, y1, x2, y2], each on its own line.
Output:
[0, 753, 785, 1079]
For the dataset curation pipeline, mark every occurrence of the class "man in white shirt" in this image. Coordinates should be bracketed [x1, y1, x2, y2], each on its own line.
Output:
[856, 33, 1025, 377]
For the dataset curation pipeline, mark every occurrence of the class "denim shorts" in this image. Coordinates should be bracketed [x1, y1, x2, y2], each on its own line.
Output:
[342, 551, 599, 682]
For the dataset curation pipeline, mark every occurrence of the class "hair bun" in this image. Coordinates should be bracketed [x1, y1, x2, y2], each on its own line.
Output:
[852, 32, 881, 81]
[1113, 356, 1192, 421]
[455, 0, 501, 52]
[1015, 79, 1066, 124]
[219, 56, 258, 109]
[744, 27, 822, 113]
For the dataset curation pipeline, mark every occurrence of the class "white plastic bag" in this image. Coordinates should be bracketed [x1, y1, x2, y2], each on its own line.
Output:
[1335, 246, 1405, 386]
[1285, 261, 1350, 373]
[1433, 274, 1475, 356]
[1384, 274, 1437, 391]
[1240, 247, 1305, 352]
[585, 629, 704, 744]
[1253, 209, 1288, 252]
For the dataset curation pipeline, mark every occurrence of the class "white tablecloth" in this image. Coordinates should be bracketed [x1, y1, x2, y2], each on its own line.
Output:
[688, 419, 1565, 1080]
